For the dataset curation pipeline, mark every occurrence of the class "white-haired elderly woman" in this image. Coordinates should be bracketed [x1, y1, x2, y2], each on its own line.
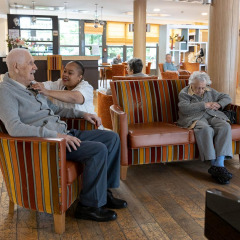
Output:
[177, 71, 233, 184]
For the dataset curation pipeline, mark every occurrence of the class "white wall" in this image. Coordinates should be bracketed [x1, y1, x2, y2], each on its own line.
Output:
[0, 16, 7, 57]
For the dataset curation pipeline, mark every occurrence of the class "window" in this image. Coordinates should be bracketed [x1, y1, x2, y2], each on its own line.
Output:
[59, 20, 80, 55]
[126, 46, 133, 61]
[107, 46, 123, 63]
[146, 46, 157, 69]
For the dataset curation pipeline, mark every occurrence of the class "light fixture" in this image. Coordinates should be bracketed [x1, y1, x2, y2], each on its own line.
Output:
[93, 3, 99, 28]
[64, 2, 69, 22]
[201, 12, 208, 15]
[153, 8, 160, 12]
[99, 6, 104, 26]
[202, 0, 212, 4]
[129, 24, 151, 32]
[31, 1, 36, 24]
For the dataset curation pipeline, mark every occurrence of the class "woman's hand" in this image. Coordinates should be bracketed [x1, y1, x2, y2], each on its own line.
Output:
[32, 82, 49, 96]
[205, 102, 221, 110]
[83, 113, 102, 127]
[57, 133, 81, 152]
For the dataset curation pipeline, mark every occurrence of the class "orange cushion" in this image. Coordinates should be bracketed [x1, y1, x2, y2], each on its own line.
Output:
[66, 161, 83, 184]
[128, 122, 190, 148]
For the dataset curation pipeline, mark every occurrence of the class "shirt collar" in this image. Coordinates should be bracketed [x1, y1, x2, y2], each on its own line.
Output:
[188, 85, 211, 96]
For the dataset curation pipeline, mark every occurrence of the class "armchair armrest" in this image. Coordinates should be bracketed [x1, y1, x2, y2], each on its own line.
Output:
[61, 118, 97, 131]
[0, 132, 67, 214]
[110, 105, 128, 166]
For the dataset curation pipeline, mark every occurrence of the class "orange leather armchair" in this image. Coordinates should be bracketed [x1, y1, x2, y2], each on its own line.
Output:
[182, 62, 200, 73]
[0, 119, 95, 234]
[112, 64, 125, 77]
[146, 62, 152, 75]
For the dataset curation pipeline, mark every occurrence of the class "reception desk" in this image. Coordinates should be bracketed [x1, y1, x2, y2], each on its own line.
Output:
[0, 55, 100, 89]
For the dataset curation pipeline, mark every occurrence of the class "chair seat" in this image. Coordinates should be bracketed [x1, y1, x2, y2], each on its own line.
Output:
[128, 122, 190, 148]
[189, 124, 240, 144]
[66, 161, 83, 184]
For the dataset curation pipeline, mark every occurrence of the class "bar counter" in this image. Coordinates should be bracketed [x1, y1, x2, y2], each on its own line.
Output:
[0, 56, 100, 89]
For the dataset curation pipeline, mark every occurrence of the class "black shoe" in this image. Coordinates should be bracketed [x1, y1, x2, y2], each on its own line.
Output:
[75, 203, 117, 222]
[104, 189, 127, 209]
[208, 166, 232, 180]
[211, 175, 230, 185]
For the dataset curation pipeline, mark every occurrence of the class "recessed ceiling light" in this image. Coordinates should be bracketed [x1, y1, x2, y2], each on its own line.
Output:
[153, 8, 160, 12]
[201, 12, 208, 15]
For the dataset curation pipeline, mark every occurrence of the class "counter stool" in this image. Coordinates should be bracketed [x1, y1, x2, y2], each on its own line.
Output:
[47, 55, 64, 81]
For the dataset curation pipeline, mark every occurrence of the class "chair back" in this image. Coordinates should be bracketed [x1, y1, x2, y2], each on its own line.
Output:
[160, 72, 179, 80]
[112, 64, 125, 77]
[112, 75, 158, 81]
[111, 79, 188, 125]
[182, 62, 200, 73]
[102, 62, 111, 65]
[146, 62, 152, 74]
[158, 63, 164, 73]
[47, 55, 63, 71]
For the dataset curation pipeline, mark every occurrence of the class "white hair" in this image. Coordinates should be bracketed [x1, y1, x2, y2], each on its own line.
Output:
[6, 48, 30, 71]
[188, 71, 212, 85]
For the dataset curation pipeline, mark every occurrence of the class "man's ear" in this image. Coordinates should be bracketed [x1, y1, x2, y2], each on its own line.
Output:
[13, 62, 19, 73]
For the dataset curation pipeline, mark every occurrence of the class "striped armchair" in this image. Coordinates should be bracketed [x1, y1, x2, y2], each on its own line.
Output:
[110, 79, 240, 180]
[0, 118, 95, 234]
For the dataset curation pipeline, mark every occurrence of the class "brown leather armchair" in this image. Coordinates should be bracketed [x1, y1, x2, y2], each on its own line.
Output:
[0, 119, 95, 234]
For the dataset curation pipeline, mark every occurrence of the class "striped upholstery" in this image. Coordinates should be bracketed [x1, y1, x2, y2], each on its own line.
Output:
[0, 118, 93, 223]
[111, 79, 188, 125]
[47, 55, 64, 81]
[110, 79, 240, 172]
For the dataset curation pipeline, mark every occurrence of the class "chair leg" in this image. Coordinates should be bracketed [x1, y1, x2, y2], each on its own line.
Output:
[9, 199, 15, 214]
[54, 213, 65, 234]
[120, 166, 128, 180]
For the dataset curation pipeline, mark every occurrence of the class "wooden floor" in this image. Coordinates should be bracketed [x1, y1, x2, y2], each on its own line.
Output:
[1, 88, 240, 239]
[0, 157, 240, 240]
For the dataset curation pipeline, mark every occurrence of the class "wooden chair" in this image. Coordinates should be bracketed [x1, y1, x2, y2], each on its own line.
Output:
[0, 119, 95, 234]
[182, 62, 200, 73]
[146, 62, 152, 74]
[112, 64, 125, 77]
[47, 55, 64, 81]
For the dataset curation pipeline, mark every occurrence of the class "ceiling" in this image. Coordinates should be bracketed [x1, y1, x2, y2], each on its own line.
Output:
[1, 0, 210, 24]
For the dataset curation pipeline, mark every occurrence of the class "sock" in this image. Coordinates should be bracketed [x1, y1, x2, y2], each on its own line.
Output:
[214, 155, 225, 167]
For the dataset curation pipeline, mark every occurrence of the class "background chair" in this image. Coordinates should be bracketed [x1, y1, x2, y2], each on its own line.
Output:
[146, 62, 152, 75]
[182, 62, 200, 73]
[112, 64, 125, 77]
[47, 55, 64, 81]
[112, 75, 158, 81]
[0, 119, 95, 234]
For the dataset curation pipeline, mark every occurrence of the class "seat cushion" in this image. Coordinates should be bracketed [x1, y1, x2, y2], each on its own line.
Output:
[189, 124, 240, 144]
[128, 122, 190, 148]
[66, 161, 83, 184]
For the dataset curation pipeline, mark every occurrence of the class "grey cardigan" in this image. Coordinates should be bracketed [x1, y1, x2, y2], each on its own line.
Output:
[177, 85, 231, 128]
[0, 73, 85, 138]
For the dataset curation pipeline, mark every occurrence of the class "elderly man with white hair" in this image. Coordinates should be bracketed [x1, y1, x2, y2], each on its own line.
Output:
[0, 48, 127, 222]
[177, 71, 233, 184]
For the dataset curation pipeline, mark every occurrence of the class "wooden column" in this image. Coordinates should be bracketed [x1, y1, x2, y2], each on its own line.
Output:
[133, 0, 146, 71]
[208, 0, 239, 103]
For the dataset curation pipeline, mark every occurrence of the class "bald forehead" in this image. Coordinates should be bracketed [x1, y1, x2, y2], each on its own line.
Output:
[6, 49, 32, 68]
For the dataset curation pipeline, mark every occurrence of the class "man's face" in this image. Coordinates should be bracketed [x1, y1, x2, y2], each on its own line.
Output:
[16, 52, 37, 86]
[117, 54, 121, 59]
[166, 55, 172, 63]
[191, 81, 207, 96]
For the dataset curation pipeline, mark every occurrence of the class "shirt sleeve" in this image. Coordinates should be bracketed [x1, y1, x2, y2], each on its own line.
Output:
[163, 63, 167, 72]
[72, 81, 93, 105]
[43, 79, 62, 90]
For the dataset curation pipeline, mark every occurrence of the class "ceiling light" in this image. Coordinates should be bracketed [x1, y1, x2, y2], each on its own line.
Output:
[153, 8, 160, 12]
[201, 12, 208, 15]
[99, 6, 104, 26]
[93, 3, 99, 28]
[64, 2, 68, 22]
[32, 1, 36, 24]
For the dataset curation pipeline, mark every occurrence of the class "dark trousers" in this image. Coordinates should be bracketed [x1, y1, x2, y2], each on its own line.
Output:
[66, 129, 120, 207]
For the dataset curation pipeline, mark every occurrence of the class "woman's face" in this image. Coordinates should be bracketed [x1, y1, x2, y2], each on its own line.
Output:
[191, 80, 207, 96]
[62, 62, 83, 90]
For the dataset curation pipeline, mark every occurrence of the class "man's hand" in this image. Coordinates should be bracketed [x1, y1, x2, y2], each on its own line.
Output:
[31, 82, 49, 96]
[57, 133, 81, 152]
[83, 113, 102, 127]
[205, 102, 221, 110]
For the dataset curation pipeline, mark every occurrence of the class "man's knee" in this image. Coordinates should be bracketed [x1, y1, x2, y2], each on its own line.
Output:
[93, 142, 109, 158]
